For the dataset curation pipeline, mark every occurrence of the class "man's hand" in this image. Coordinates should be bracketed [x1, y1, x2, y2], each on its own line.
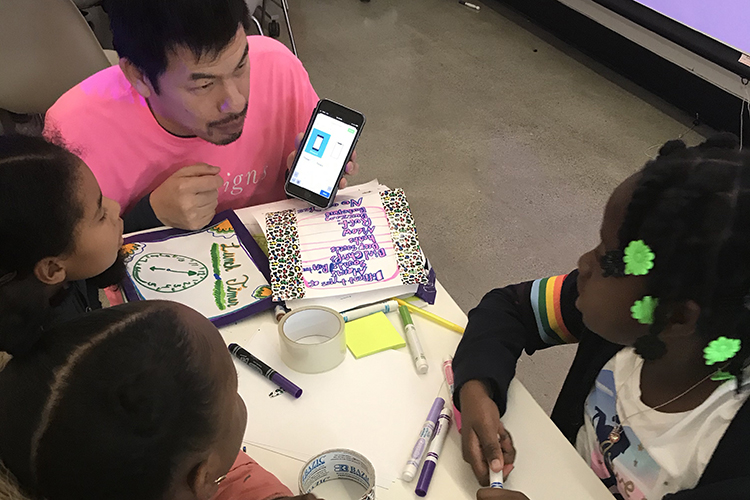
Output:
[477, 488, 530, 500]
[460, 380, 516, 486]
[286, 133, 359, 189]
[149, 163, 222, 230]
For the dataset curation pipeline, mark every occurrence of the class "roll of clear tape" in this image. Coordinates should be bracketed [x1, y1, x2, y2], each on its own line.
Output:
[278, 306, 346, 373]
[299, 448, 376, 500]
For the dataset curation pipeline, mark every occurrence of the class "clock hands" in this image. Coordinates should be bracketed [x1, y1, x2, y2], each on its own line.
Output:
[149, 266, 198, 277]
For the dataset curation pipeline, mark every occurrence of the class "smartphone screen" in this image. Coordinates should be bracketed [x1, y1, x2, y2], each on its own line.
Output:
[288, 105, 362, 201]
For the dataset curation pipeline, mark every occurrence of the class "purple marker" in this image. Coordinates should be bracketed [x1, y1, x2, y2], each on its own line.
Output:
[228, 343, 303, 398]
[415, 407, 453, 496]
[402, 397, 445, 482]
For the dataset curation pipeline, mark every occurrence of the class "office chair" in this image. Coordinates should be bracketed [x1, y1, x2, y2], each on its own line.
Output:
[0, 0, 117, 133]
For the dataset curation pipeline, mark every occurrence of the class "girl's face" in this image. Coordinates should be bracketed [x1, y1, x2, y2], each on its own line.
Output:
[58, 161, 124, 282]
[575, 175, 651, 346]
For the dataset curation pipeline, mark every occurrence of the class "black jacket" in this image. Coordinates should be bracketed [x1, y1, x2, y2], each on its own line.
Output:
[453, 270, 750, 499]
[47, 280, 101, 327]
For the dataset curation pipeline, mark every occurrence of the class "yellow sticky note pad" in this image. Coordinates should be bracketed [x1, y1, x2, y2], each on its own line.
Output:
[345, 312, 406, 359]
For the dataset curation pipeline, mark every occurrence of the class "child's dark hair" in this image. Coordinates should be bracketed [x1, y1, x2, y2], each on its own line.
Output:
[0, 301, 219, 500]
[106, 0, 250, 94]
[618, 134, 750, 385]
[0, 135, 83, 356]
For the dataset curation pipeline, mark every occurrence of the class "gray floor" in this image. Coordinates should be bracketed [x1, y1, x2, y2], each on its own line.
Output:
[282, 0, 710, 413]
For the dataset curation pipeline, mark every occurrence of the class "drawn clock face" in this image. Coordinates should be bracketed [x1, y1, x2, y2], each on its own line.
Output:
[132, 253, 209, 293]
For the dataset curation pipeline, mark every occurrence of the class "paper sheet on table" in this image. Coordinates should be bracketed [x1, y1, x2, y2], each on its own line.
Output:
[286, 284, 417, 313]
[121, 217, 272, 322]
[235, 328, 446, 488]
[248, 180, 385, 235]
[346, 312, 406, 358]
[265, 189, 428, 301]
[246, 181, 419, 311]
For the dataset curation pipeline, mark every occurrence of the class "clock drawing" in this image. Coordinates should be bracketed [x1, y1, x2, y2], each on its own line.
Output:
[132, 253, 209, 293]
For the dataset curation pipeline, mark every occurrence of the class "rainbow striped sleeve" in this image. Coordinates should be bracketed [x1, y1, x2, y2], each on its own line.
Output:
[529, 275, 577, 345]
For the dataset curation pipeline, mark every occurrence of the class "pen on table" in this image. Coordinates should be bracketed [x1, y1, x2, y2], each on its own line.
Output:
[393, 298, 465, 334]
[490, 468, 504, 489]
[402, 397, 445, 482]
[415, 407, 453, 497]
[459, 0, 481, 10]
[228, 343, 303, 398]
[341, 299, 399, 322]
[441, 357, 463, 431]
[399, 305, 429, 374]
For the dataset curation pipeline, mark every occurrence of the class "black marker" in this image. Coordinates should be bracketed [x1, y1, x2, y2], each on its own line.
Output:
[228, 343, 303, 398]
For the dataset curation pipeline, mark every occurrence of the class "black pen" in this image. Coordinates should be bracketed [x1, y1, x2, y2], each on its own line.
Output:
[228, 343, 303, 398]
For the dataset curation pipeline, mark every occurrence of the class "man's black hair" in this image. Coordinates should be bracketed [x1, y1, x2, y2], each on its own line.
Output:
[619, 134, 750, 386]
[106, 0, 251, 93]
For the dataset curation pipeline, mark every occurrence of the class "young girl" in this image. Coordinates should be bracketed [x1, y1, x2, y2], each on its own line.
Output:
[453, 135, 750, 500]
[0, 300, 316, 500]
[0, 135, 124, 358]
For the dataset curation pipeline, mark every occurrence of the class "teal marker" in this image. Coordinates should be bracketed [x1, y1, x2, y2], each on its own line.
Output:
[399, 305, 428, 374]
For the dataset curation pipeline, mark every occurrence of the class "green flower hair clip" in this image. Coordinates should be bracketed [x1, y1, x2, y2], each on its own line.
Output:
[703, 337, 741, 366]
[711, 370, 736, 382]
[623, 240, 655, 276]
[631, 296, 659, 325]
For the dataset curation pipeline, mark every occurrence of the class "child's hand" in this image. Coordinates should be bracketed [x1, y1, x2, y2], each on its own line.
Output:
[460, 380, 516, 485]
[477, 487, 530, 500]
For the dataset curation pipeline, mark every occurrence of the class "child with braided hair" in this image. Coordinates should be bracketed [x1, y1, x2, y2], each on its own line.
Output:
[453, 134, 750, 500]
[0, 135, 126, 359]
[0, 300, 317, 500]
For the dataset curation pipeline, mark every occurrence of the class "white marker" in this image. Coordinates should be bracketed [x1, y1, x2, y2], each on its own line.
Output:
[414, 407, 453, 496]
[341, 300, 399, 322]
[399, 305, 428, 374]
[402, 397, 445, 482]
[490, 468, 504, 489]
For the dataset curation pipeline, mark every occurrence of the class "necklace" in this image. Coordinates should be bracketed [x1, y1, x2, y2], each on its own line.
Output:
[607, 362, 729, 444]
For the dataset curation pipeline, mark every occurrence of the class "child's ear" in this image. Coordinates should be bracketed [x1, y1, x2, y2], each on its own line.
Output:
[33, 258, 67, 286]
[665, 300, 701, 337]
[119, 58, 153, 99]
[187, 458, 221, 500]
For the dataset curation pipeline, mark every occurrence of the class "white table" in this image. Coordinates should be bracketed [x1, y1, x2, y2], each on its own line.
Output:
[220, 209, 613, 500]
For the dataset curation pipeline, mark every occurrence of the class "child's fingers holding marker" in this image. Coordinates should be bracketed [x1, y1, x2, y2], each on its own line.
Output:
[499, 428, 516, 477]
[463, 427, 490, 484]
[459, 380, 516, 485]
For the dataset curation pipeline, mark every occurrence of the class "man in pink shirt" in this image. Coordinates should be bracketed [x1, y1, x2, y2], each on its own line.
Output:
[44, 0, 357, 233]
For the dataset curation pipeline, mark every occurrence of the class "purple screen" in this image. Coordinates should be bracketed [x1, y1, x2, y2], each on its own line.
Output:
[634, 0, 750, 54]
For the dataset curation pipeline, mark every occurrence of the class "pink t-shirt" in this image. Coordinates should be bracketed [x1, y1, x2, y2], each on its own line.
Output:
[44, 36, 318, 215]
[214, 451, 292, 500]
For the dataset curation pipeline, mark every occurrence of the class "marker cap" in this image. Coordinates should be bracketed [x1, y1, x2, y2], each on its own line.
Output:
[399, 304, 414, 326]
[271, 372, 303, 398]
[427, 398, 445, 423]
[414, 460, 436, 497]
[402, 466, 417, 482]
[489, 468, 504, 488]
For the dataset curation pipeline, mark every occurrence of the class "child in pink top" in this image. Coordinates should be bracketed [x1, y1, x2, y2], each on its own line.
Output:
[0, 300, 314, 500]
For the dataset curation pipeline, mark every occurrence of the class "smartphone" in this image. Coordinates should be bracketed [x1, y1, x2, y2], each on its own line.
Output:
[285, 99, 365, 208]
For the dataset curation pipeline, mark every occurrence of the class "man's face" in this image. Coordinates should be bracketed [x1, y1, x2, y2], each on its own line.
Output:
[147, 25, 250, 145]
